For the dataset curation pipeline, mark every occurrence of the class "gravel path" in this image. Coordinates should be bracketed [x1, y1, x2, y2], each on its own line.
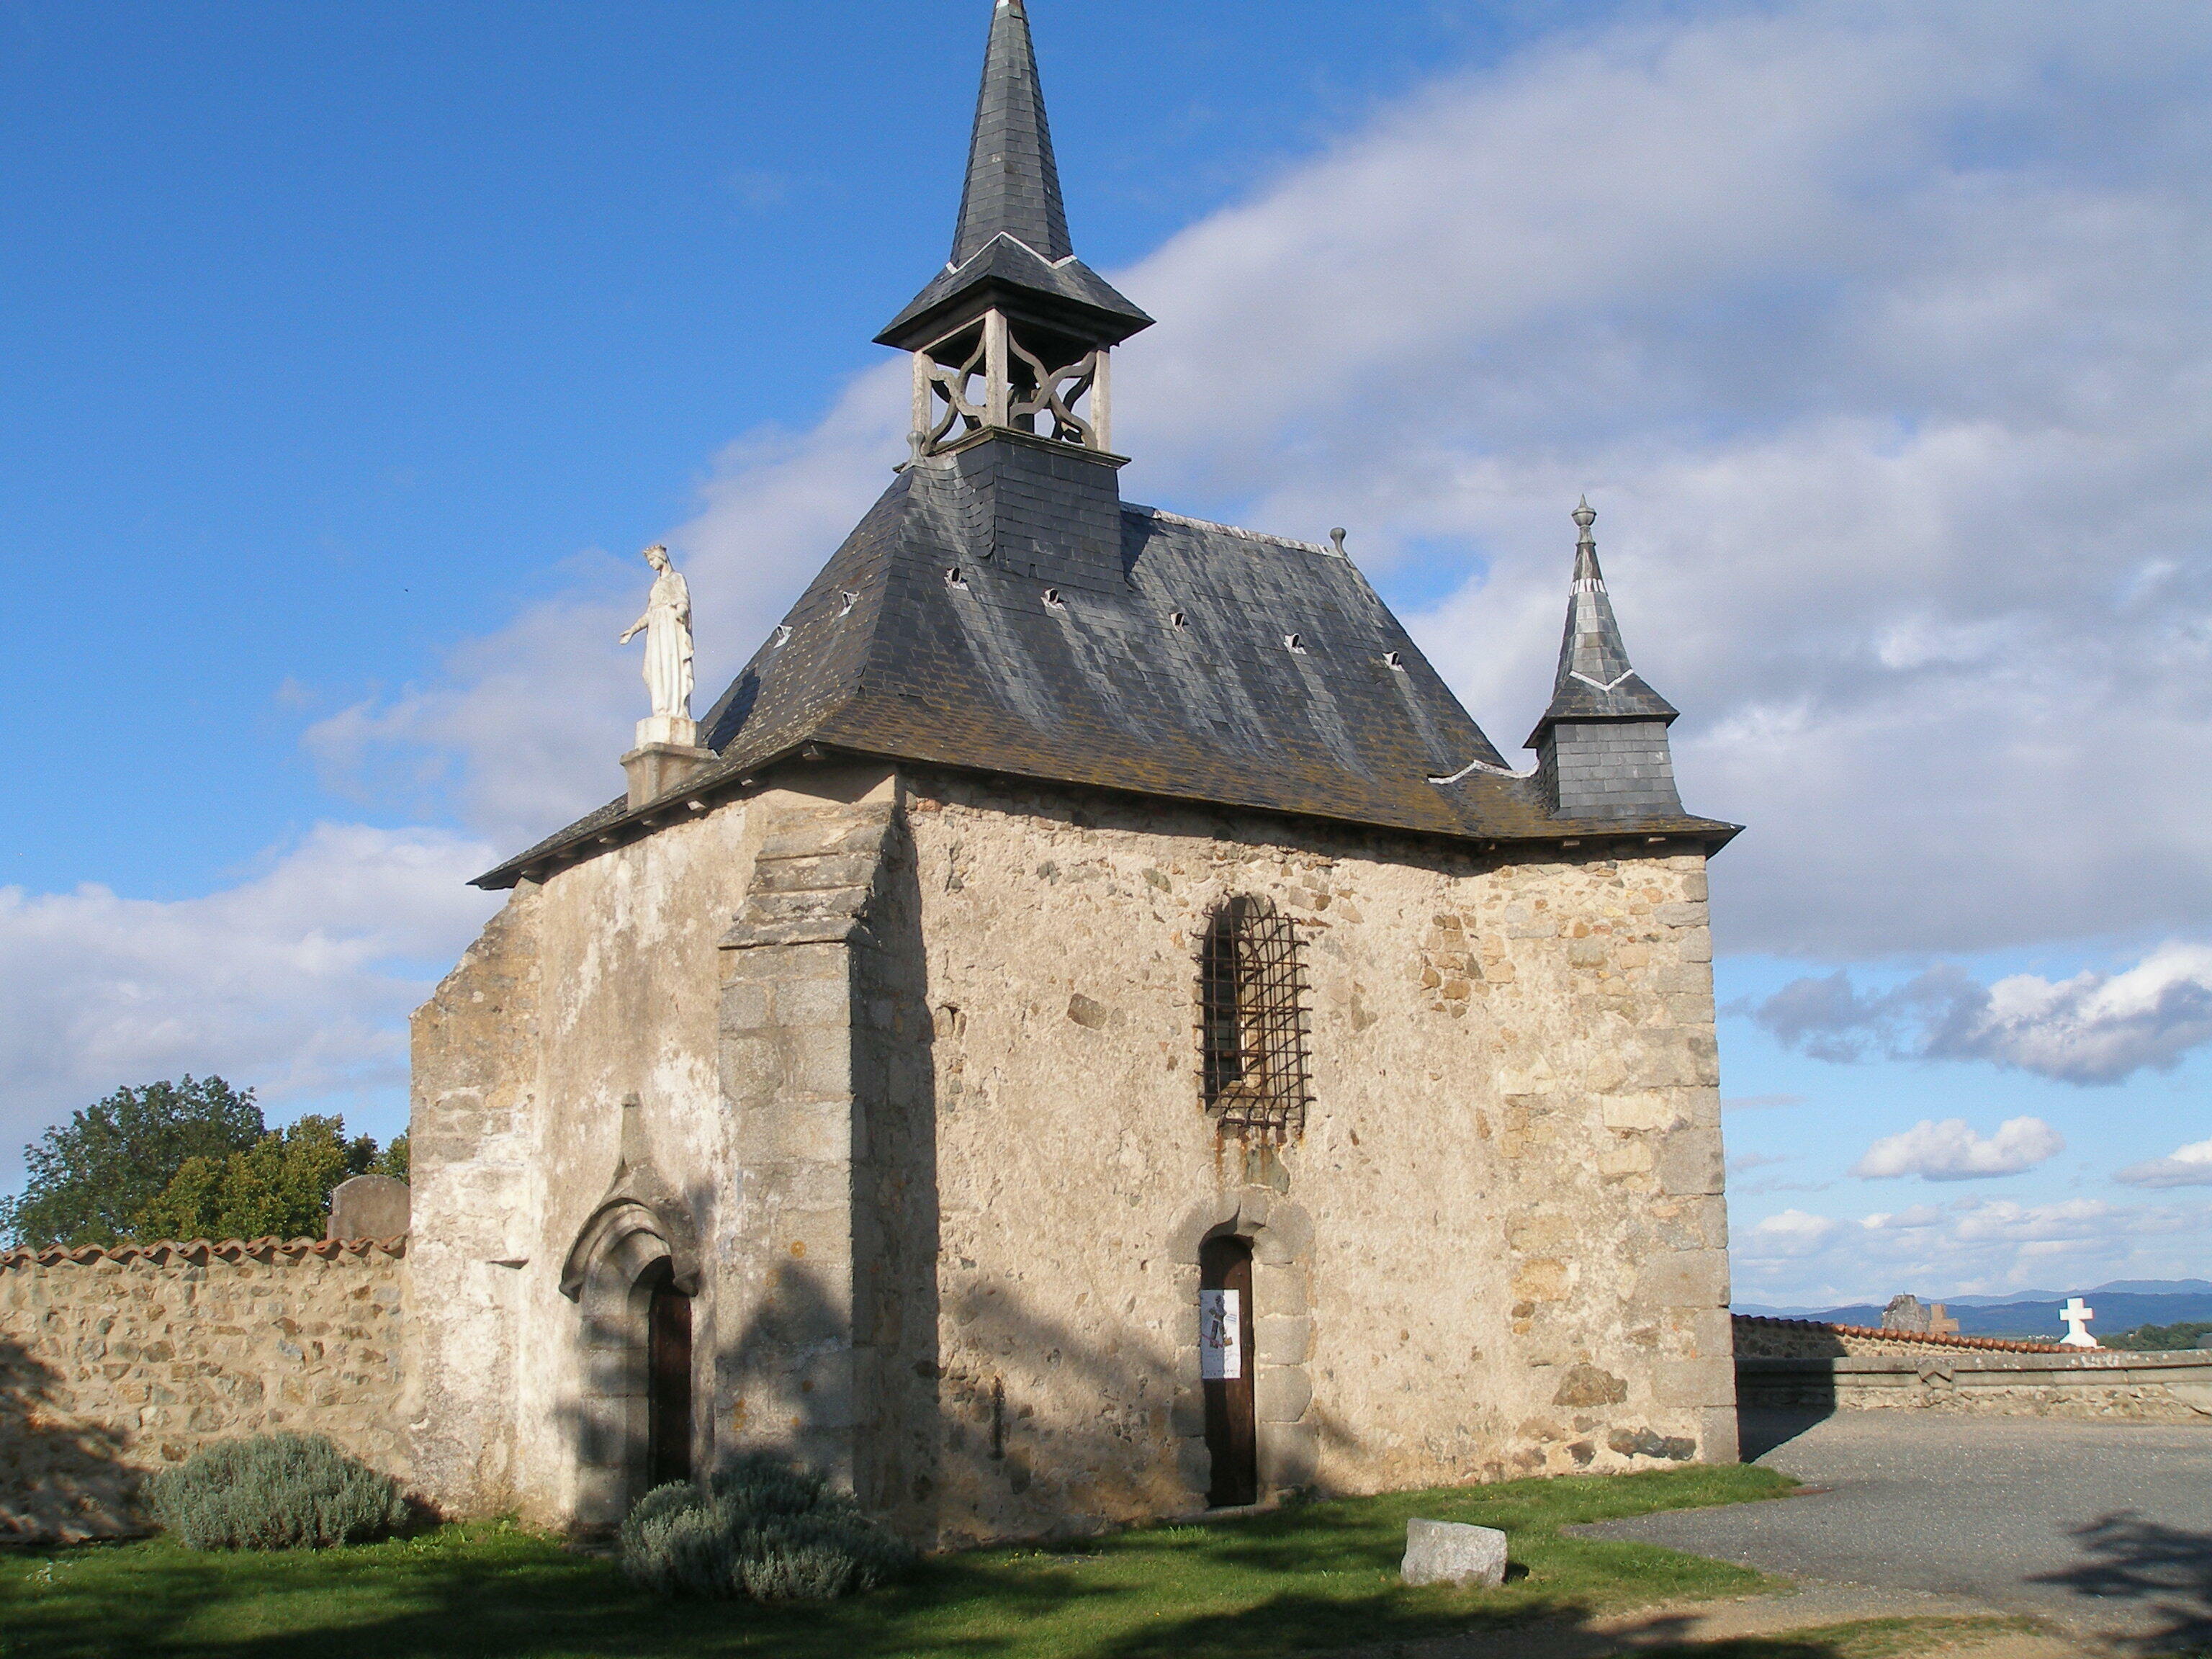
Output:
[1575, 1409, 2212, 1647]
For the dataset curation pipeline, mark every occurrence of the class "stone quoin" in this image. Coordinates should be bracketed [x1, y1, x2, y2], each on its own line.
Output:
[405, 0, 1743, 1546]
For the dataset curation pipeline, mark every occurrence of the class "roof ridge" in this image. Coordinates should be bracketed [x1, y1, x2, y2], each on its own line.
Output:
[1125, 503, 1336, 557]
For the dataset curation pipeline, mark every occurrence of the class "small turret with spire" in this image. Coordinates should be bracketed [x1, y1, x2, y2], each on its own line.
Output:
[1526, 499, 1686, 819]
[877, 0, 1152, 460]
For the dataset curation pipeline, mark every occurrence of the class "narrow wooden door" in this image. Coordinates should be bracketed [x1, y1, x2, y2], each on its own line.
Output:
[645, 1264, 693, 1488]
[1200, 1235, 1257, 1507]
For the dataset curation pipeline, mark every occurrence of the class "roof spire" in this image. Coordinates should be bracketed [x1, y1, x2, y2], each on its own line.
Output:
[953, 0, 1071, 266]
[1527, 498, 1678, 747]
[875, 0, 1153, 443]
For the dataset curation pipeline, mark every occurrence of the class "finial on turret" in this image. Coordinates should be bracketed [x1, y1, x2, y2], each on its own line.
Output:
[1573, 495, 1596, 541]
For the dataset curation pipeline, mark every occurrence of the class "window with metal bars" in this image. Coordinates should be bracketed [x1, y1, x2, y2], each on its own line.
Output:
[1198, 896, 1312, 1141]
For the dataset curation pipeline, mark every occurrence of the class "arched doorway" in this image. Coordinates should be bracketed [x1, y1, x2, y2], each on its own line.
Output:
[1200, 1234, 1257, 1507]
[643, 1259, 693, 1488]
[562, 1197, 701, 1525]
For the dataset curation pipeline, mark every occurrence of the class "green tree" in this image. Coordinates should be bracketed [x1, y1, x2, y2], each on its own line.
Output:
[2109, 1320, 2212, 1352]
[134, 1115, 382, 1243]
[0, 1077, 263, 1248]
[372, 1133, 409, 1183]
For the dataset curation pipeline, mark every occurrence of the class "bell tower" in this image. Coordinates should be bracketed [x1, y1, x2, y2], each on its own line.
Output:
[875, 0, 1154, 463]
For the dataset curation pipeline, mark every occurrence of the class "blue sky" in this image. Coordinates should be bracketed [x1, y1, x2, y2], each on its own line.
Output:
[4, 0, 2208, 1310]
[2, 0, 1524, 896]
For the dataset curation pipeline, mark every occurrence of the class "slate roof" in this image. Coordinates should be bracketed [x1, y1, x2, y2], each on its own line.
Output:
[477, 439, 1737, 889]
[467, 5, 1736, 892]
[952, 0, 1069, 266]
[878, 234, 1153, 354]
[1528, 498, 1679, 745]
[876, 0, 1150, 351]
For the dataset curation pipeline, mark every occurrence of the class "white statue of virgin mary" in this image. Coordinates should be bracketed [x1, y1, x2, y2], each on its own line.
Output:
[619, 544, 696, 744]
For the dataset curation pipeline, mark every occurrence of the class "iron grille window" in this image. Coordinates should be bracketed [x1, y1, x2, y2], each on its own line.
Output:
[1199, 896, 1312, 1141]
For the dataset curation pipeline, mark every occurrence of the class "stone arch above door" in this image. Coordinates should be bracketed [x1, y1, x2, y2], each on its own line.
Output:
[558, 1094, 702, 1302]
[559, 1096, 706, 1527]
[562, 1192, 701, 1528]
[1169, 1189, 1317, 1501]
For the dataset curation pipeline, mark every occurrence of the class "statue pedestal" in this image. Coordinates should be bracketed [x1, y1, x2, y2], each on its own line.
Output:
[622, 735, 716, 810]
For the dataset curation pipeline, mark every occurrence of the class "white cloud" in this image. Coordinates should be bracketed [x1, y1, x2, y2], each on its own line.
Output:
[1735, 1192, 2212, 1305]
[24, 0, 2210, 1200]
[2115, 1136, 2212, 1190]
[1750, 1208, 1843, 1255]
[1964, 949, 2212, 1082]
[295, 1, 2212, 969]
[0, 825, 498, 1181]
[1748, 945, 2212, 1084]
[1112, 0, 2212, 959]
[1857, 1203, 1946, 1231]
[1851, 1115, 2064, 1180]
[304, 383, 909, 850]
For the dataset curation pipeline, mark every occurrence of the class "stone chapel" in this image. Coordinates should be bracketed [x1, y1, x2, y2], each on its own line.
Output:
[407, 0, 1740, 1546]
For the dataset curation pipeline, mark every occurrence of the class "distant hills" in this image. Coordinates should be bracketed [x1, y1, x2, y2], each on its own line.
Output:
[1735, 1279, 2212, 1341]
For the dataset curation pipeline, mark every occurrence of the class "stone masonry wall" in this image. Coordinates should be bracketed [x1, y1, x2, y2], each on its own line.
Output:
[899, 768, 1732, 1545]
[0, 1238, 408, 1542]
[410, 768, 897, 1529]
[408, 757, 1730, 1544]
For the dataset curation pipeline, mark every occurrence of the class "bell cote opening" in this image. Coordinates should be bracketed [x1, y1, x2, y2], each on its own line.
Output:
[876, 0, 1151, 464]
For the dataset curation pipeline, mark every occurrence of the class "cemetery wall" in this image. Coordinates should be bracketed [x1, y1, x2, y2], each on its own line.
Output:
[0, 1236, 409, 1542]
[1735, 1316, 2212, 1423]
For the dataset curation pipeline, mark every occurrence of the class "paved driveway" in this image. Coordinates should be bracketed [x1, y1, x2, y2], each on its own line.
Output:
[1577, 1410, 2212, 1647]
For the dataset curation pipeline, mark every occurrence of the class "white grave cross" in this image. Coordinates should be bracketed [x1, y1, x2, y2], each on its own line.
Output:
[2059, 1295, 2098, 1348]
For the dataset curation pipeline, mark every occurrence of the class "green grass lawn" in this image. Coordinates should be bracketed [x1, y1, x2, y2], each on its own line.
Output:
[0, 1465, 1796, 1659]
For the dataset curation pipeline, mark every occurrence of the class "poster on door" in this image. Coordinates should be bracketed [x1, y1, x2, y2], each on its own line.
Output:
[1200, 1289, 1244, 1380]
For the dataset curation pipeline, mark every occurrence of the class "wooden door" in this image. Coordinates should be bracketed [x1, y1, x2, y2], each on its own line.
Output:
[1200, 1235, 1257, 1507]
[645, 1264, 693, 1488]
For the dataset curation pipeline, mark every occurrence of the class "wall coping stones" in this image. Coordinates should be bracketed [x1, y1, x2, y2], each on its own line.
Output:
[0, 1235, 408, 1270]
[1744, 1352, 2212, 1378]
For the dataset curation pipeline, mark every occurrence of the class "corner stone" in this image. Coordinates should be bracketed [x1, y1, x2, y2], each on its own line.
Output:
[1402, 1518, 1508, 1588]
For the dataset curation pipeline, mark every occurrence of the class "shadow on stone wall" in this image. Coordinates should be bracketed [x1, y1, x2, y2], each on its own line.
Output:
[1734, 1403, 1835, 1462]
[706, 806, 1367, 1549]
[855, 821, 943, 1536]
[0, 1336, 143, 1542]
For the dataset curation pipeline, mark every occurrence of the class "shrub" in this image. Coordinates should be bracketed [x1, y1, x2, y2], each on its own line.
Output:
[150, 1433, 411, 1550]
[619, 1455, 917, 1602]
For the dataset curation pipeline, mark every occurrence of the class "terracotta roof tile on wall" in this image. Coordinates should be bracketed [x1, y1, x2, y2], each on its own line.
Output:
[0, 1236, 407, 1269]
[1733, 1313, 2071, 1355]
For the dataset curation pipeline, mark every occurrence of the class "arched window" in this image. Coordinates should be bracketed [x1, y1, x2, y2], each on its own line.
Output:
[1199, 895, 1311, 1141]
